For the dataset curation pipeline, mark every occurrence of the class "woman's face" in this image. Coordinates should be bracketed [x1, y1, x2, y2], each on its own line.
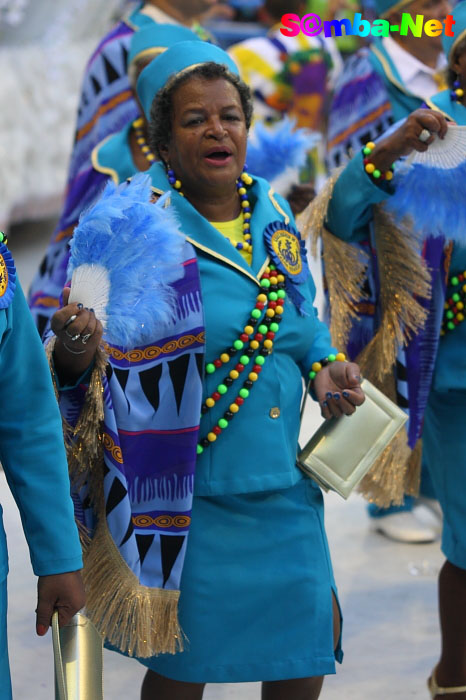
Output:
[161, 76, 248, 196]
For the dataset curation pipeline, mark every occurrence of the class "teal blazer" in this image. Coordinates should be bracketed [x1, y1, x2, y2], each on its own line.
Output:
[0, 281, 82, 582]
[148, 163, 335, 496]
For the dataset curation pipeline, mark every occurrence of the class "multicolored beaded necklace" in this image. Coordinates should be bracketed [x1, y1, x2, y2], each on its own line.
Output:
[132, 117, 156, 165]
[198, 264, 286, 451]
[441, 270, 466, 334]
[167, 166, 253, 255]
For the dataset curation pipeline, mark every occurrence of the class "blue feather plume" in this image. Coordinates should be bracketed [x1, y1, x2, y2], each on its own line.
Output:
[246, 118, 320, 182]
[385, 161, 466, 243]
[68, 173, 186, 348]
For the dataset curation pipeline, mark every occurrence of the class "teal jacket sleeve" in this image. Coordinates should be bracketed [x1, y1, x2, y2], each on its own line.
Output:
[326, 151, 393, 242]
[0, 281, 83, 576]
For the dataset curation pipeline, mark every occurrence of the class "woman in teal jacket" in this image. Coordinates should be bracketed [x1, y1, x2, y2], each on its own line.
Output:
[0, 249, 84, 699]
[48, 41, 364, 700]
[324, 5, 466, 689]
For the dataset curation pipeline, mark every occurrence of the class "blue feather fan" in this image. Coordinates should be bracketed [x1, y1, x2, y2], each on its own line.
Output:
[68, 173, 186, 348]
[386, 160, 466, 242]
[385, 125, 466, 243]
[246, 117, 320, 182]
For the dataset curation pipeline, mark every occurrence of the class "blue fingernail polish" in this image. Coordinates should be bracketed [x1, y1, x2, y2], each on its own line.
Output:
[326, 392, 332, 399]
[90, 308, 94, 312]
[343, 391, 349, 398]
[323, 400, 328, 407]
[77, 303, 83, 310]
[333, 393, 340, 400]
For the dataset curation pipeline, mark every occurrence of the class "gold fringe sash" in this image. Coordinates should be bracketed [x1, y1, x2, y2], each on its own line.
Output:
[298, 179, 431, 506]
[46, 338, 183, 657]
[83, 519, 183, 658]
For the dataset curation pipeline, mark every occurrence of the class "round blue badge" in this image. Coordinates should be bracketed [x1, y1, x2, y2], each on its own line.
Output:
[263, 221, 309, 284]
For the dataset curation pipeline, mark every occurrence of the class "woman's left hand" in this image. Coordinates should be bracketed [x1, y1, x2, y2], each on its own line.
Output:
[313, 362, 365, 419]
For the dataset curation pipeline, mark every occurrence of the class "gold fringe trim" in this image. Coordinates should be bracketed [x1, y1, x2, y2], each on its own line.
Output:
[47, 339, 108, 505]
[83, 519, 183, 658]
[298, 167, 343, 255]
[321, 228, 369, 350]
[356, 206, 431, 383]
[46, 339, 183, 657]
[298, 179, 431, 506]
[358, 429, 422, 507]
[298, 168, 369, 350]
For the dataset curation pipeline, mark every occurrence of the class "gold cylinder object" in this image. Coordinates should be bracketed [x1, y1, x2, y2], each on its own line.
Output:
[53, 612, 103, 700]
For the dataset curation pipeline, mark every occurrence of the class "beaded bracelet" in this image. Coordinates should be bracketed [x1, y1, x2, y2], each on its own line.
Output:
[308, 353, 347, 381]
[363, 142, 394, 181]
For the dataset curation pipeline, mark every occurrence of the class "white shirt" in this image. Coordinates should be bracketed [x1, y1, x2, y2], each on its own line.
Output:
[382, 35, 446, 100]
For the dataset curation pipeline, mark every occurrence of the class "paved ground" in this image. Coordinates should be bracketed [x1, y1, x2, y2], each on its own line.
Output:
[0, 220, 444, 699]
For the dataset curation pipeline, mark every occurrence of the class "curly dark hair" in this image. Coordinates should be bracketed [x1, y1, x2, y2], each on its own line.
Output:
[148, 62, 253, 161]
[447, 36, 466, 88]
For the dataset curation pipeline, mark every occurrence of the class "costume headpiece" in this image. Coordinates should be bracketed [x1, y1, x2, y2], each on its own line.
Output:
[137, 41, 239, 120]
[442, 0, 466, 65]
[128, 23, 201, 68]
[375, 0, 413, 18]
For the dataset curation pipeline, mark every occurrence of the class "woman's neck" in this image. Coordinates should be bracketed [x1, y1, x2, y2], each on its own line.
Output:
[183, 186, 241, 222]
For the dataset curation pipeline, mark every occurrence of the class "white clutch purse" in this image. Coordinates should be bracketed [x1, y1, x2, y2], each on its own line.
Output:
[297, 378, 407, 499]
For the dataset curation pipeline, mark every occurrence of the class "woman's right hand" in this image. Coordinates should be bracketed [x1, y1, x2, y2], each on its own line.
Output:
[50, 287, 103, 382]
[368, 108, 450, 172]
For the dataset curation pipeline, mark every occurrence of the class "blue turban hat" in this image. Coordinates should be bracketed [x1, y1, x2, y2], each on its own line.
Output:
[137, 41, 239, 121]
[442, 0, 466, 65]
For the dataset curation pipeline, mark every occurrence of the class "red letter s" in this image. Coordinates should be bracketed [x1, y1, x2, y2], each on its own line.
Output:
[280, 13, 300, 37]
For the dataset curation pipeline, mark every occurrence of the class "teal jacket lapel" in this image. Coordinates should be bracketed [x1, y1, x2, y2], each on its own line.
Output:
[147, 163, 292, 285]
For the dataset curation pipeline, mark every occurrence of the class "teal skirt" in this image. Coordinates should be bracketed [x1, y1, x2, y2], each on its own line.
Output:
[422, 390, 466, 570]
[136, 477, 342, 683]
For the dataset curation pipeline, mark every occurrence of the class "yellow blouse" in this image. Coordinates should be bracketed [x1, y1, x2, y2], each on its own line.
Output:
[210, 213, 252, 266]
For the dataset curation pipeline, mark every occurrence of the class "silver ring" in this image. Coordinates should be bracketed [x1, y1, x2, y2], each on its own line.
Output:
[63, 314, 77, 329]
[418, 128, 431, 143]
[70, 334, 81, 342]
[81, 333, 92, 345]
[65, 329, 77, 340]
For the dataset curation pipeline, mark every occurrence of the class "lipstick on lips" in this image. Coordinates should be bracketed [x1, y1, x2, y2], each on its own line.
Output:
[203, 145, 233, 167]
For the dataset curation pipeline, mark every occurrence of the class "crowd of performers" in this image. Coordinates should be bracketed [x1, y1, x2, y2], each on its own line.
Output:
[0, 0, 466, 699]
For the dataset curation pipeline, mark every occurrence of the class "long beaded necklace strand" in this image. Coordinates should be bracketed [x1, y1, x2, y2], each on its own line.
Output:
[441, 270, 466, 333]
[168, 166, 254, 255]
[198, 263, 286, 451]
[132, 117, 156, 165]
